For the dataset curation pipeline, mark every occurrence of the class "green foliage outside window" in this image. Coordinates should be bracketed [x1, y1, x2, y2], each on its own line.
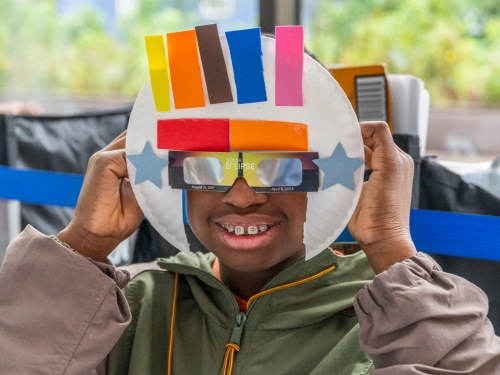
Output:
[1, 0, 499, 106]
[0, 0, 199, 97]
[304, 0, 500, 106]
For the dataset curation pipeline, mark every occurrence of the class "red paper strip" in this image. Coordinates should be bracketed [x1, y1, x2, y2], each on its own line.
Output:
[275, 26, 304, 106]
[157, 118, 229, 151]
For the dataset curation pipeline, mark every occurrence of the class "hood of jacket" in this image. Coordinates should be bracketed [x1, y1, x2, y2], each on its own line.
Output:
[109, 248, 375, 375]
[156, 248, 375, 331]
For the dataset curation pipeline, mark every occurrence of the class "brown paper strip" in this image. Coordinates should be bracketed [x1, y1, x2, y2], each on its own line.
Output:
[195, 24, 233, 104]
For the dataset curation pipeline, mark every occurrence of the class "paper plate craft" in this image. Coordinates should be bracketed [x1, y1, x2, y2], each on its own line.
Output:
[126, 24, 364, 260]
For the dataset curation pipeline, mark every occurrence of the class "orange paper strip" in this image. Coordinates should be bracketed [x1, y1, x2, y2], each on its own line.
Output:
[230, 120, 308, 151]
[167, 30, 206, 109]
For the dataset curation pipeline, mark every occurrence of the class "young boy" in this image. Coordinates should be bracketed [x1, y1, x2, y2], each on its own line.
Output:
[1, 29, 500, 374]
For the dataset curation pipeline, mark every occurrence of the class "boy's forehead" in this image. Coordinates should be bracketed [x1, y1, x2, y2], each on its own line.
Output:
[126, 29, 364, 260]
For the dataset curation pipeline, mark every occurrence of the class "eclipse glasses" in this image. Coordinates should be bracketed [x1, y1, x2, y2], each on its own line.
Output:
[169, 151, 319, 192]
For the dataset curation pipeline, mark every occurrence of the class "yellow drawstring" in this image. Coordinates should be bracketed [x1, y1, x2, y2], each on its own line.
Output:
[246, 264, 337, 310]
[222, 264, 337, 375]
[167, 264, 337, 375]
[222, 343, 240, 375]
[167, 273, 179, 375]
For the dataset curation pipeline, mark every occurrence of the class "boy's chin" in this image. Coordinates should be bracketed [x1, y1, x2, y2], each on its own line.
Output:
[214, 243, 306, 275]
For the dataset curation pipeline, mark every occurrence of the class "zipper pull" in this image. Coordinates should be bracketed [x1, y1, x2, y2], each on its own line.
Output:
[221, 312, 247, 375]
[229, 312, 247, 347]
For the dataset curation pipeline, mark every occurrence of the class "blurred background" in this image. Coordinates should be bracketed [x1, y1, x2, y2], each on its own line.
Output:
[1, 0, 500, 162]
[1, 0, 499, 105]
[0, 0, 259, 111]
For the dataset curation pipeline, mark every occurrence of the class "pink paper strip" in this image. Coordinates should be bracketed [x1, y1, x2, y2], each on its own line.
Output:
[275, 26, 304, 106]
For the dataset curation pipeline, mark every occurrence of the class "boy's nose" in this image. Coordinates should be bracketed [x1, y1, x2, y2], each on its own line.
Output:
[222, 177, 267, 208]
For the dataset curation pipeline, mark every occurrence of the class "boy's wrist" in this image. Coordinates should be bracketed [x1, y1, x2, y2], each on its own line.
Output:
[57, 223, 117, 263]
[360, 235, 417, 275]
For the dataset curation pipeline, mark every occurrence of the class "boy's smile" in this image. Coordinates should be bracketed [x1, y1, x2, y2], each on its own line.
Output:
[187, 177, 307, 278]
[215, 217, 280, 250]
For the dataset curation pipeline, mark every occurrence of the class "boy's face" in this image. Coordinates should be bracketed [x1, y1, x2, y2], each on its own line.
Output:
[187, 177, 307, 273]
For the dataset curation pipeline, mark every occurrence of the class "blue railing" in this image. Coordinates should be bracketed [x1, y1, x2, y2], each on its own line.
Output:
[1, 165, 499, 261]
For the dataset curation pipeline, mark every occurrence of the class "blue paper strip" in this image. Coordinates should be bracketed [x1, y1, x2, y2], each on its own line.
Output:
[182, 190, 189, 225]
[0, 166, 83, 208]
[225, 28, 267, 104]
[337, 209, 500, 262]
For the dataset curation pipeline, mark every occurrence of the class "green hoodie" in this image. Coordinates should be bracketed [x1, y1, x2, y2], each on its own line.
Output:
[108, 248, 375, 375]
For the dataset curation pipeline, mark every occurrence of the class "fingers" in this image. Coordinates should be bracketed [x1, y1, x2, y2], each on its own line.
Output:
[360, 121, 412, 161]
[102, 130, 127, 152]
[360, 121, 414, 173]
[364, 145, 373, 170]
[88, 149, 129, 180]
[85, 130, 133, 197]
[360, 121, 393, 152]
[360, 122, 391, 171]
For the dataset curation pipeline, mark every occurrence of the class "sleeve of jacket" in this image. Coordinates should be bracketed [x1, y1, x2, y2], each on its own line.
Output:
[0, 225, 131, 375]
[354, 252, 500, 374]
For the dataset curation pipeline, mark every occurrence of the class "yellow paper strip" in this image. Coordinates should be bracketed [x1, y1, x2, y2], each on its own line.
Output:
[145, 35, 170, 112]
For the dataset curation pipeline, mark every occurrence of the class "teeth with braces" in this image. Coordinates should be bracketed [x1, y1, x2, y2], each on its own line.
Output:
[221, 224, 272, 235]
[248, 226, 258, 235]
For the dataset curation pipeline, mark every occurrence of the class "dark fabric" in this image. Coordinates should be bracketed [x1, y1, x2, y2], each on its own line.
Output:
[132, 220, 180, 262]
[393, 134, 421, 208]
[419, 157, 500, 215]
[0, 109, 132, 236]
[419, 156, 500, 333]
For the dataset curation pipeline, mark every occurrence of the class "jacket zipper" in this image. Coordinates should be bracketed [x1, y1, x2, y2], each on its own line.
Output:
[157, 257, 316, 374]
[219, 311, 247, 375]
[229, 312, 247, 347]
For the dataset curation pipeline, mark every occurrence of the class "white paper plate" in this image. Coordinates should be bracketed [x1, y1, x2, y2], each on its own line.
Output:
[126, 35, 364, 260]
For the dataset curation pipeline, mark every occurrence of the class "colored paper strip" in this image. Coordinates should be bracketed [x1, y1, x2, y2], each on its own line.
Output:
[145, 35, 170, 112]
[225, 28, 267, 104]
[195, 24, 233, 104]
[157, 118, 229, 151]
[229, 120, 308, 151]
[275, 26, 304, 106]
[166, 30, 206, 109]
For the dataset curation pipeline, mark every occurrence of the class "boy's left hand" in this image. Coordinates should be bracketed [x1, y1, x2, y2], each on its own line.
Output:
[348, 122, 417, 274]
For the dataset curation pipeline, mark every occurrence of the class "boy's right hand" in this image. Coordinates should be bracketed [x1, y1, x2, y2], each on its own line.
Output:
[57, 131, 143, 262]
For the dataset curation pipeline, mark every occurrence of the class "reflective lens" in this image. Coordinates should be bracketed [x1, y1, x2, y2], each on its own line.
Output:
[183, 157, 223, 185]
[257, 158, 302, 186]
